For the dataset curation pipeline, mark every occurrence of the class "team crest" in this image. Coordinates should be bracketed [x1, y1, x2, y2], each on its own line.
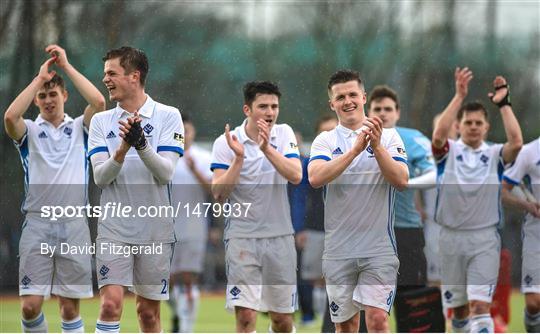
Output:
[143, 123, 154, 135]
[63, 127, 72, 136]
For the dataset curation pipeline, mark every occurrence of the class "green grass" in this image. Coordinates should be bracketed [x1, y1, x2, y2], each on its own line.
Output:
[0, 291, 527, 332]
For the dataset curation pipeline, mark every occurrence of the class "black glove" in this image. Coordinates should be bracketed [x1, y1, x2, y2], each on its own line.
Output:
[491, 84, 512, 108]
[123, 120, 147, 150]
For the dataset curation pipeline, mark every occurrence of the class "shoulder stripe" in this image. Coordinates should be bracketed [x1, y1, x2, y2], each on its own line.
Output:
[309, 155, 331, 162]
[210, 163, 230, 171]
[502, 175, 519, 185]
[392, 156, 407, 164]
[157, 146, 184, 156]
[87, 146, 108, 159]
[285, 153, 300, 159]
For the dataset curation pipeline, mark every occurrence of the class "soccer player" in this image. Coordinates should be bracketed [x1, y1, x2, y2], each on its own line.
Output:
[211, 81, 302, 333]
[308, 70, 409, 332]
[4, 44, 105, 333]
[432, 67, 522, 333]
[501, 138, 540, 333]
[169, 114, 212, 332]
[88, 46, 184, 333]
[367, 85, 437, 331]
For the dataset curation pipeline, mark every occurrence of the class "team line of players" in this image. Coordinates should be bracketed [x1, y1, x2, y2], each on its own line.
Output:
[3, 45, 539, 333]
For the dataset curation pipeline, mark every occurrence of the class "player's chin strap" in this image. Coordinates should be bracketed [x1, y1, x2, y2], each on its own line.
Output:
[491, 84, 512, 108]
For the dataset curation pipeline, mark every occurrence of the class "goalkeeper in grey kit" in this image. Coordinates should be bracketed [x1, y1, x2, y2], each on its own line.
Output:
[88, 46, 184, 333]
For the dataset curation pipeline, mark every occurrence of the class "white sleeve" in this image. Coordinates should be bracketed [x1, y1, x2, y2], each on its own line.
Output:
[281, 124, 300, 158]
[156, 109, 184, 156]
[385, 128, 408, 164]
[503, 145, 529, 185]
[211, 135, 234, 171]
[91, 152, 122, 188]
[309, 132, 332, 162]
[137, 148, 179, 184]
[88, 116, 109, 159]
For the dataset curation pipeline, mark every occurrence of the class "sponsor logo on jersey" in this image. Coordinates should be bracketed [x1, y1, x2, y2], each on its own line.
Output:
[290, 142, 298, 149]
[143, 123, 154, 135]
[332, 147, 343, 155]
[106, 131, 116, 139]
[38, 131, 48, 139]
[174, 133, 184, 144]
[397, 147, 406, 155]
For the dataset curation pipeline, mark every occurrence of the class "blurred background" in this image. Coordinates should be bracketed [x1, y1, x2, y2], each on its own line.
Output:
[0, 0, 538, 291]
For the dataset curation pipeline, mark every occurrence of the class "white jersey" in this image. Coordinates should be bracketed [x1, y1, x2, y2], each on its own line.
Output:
[503, 138, 540, 225]
[211, 119, 300, 240]
[88, 95, 184, 244]
[435, 139, 504, 230]
[309, 125, 408, 260]
[15, 114, 88, 219]
[172, 145, 213, 241]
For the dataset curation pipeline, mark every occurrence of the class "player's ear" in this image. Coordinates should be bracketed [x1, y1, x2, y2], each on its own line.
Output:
[396, 108, 401, 121]
[62, 89, 68, 103]
[242, 104, 251, 118]
[328, 99, 335, 112]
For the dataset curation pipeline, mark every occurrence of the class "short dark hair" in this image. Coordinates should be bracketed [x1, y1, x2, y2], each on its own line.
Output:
[243, 81, 281, 106]
[103, 46, 149, 86]
[327, 69, 364, 94]
[315, 113, 338, 132]
[368, 85, 399, 109]
[457, 101, 489, 121]
[42, 74, 65, 91]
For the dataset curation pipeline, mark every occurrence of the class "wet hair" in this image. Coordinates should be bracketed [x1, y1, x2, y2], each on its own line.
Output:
[103, 46, 149, 86]
[42, 74, 65, 91]
[327, 69, 364, 95]
[243, 81, 281, 106]
[457, 101, 488, 121]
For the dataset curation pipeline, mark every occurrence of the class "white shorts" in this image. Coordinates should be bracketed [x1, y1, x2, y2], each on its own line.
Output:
[225, 235, 297, 314]
[301, 230, 324, 281]
[171, 238, 207, 274]
[423, 220, 442, 282]
[19, 217, 93, 298]
[95, 237, 174, 301]
[439, 226, 500, 308]
[323, 255, 399, 323]
[522, 222, 540, 294]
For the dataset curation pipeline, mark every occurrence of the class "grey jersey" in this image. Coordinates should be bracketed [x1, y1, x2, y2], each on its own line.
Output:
[211, 120, 300, 240]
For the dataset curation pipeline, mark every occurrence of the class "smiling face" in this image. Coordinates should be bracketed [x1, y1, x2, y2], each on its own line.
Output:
[102, 57, 139, 102]
[368, 97, 400, 128]
[328, 80, 367, 129]
[244, 93, 279, 129]
[34, 84, 67, 123]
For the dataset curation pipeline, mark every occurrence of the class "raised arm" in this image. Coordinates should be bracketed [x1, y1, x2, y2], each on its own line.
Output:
[211, 124, 244, 202]
[487, 76, 522, 164]
[432, 67, 473, 149]
[257, 120, 302, 185]
[3, 57, 57, 141]
[45, 45, 106, 128]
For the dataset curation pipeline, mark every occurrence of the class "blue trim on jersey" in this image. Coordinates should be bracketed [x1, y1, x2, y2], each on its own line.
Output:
[83, 131, 89, 206]
[210, 163, 230, 171]
[285, 153, 300, 159]
[433, 156, 448, 222]
[87, 146, 109, 159]
[502, 175, 519, 185]
[309, 155, 331, 162]
[16, 135, 30, 214]
[157, 145, 184, 156]
[392, 156, 407, 164]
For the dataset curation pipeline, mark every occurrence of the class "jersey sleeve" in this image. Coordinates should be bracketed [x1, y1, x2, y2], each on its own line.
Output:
[156, 109, 184, 156]
[210, 135, 234, 171]
[88, 116, 109, 159]
[281, 124, 300, 159]
[386, 128, 408, 164]
[309, 132, 332, 163]
[503, 145, 529, 185]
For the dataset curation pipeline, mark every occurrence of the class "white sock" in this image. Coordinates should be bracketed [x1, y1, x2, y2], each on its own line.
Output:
[313, 286, 327, 317]
[95, 320, 120, 333]
[62, 316, 84, 333]
[451, 317, 470, 333]
[525, 309, 540, 333]
[177, 285, 200, 332]
[470, 314, 494, 333]
[21, 312, 48, 333]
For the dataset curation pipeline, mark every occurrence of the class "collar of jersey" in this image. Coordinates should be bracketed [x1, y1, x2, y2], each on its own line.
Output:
[457, 138, 489, 152]
[35, 113, 74, 127]
[336, 124, 363, 138]
[236, 118, 277, 143]
[115, 94, 155, 118]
